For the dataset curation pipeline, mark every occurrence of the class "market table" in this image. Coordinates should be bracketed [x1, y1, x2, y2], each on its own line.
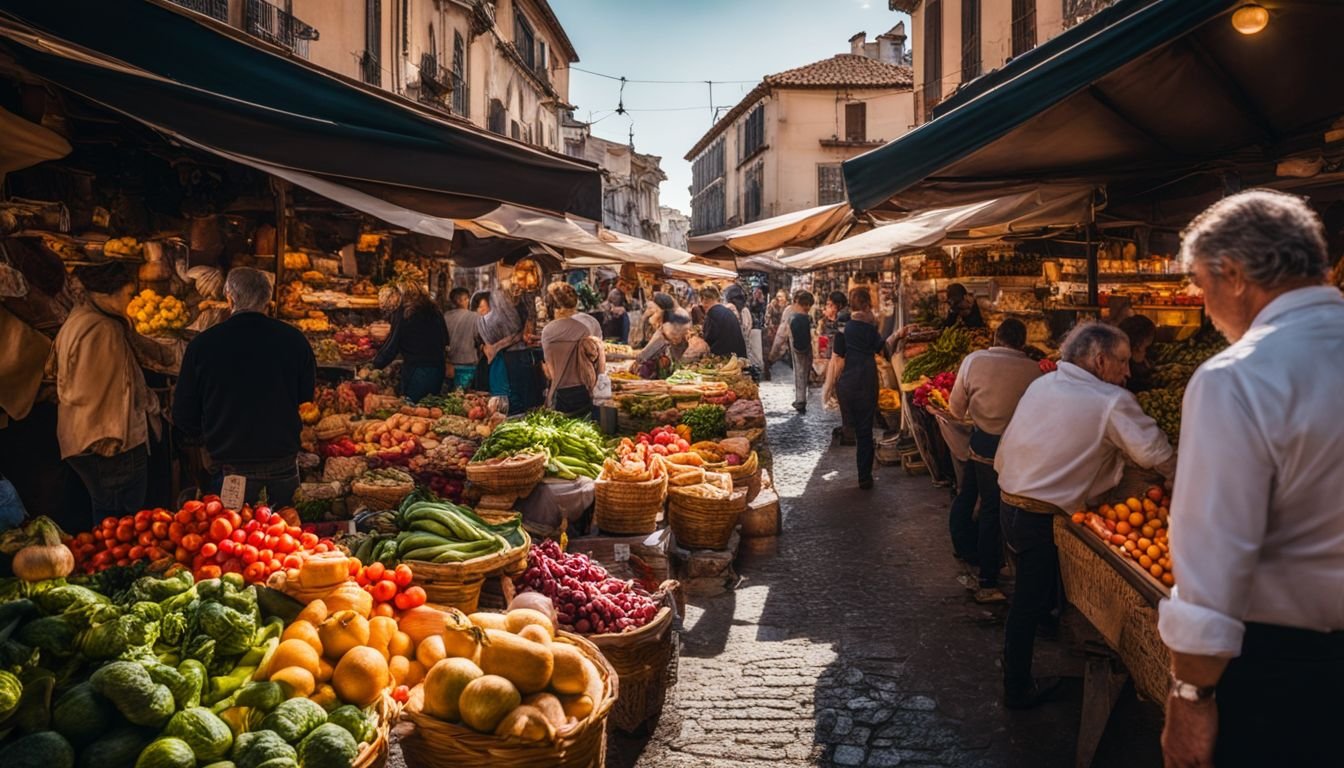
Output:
[1055, 514, 1170, 768]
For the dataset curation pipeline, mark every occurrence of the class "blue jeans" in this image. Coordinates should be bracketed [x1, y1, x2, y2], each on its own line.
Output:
[1002, 505, 1059, 696]
[451, 367, 476, 391]
[949, 459, 979, 561]
[66, 445, 148, 524]
[0, 477, 26, 530]
[212, 456, 301, 508]
[969, 428, 1005, 587]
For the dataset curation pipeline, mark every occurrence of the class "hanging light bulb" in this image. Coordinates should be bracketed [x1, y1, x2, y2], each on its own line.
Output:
[1231, 4, 1270, 35]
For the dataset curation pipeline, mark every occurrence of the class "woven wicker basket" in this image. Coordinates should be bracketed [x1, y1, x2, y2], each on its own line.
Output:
[398, 632, 618, 767]
[409, 529, 532, 612]
[349, 480, 414, 511]
[589, 584, 678, 733]
[352, 694, 395, 768]
[667, 474, 747, 550]
[704, 451, 761, 502]
[593, 472, 668, 535]
[466, 452, 548, 497]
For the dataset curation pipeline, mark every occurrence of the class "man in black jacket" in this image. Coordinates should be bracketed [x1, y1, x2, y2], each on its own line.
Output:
[698, 285, 747, 359]
[173, 267, 315, 507]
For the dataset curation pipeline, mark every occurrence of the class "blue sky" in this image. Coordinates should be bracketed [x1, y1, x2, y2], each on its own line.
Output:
[549, 0, 911, 213]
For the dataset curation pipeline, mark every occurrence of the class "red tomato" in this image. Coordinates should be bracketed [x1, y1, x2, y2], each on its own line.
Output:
[137, 530, 156, 547]
[365, 561, 386, 582]
[205, 500, 223, 516]
[128, 545, 145, 560]
[151, 521, 169, 539]
[201, 542, 218, 558]
[392, 685, 410, 703]
[258, 549, 274, 563]
[393, 564, 413, 588]
[221, 557, 243, 574]
[403, 585, 427, 608]
[254, 508, 271, 525]
[393, 591, 413, 611]
[183, 500, 205, 513]
[371, 579, 397, 603]
[347, 557, 363, 576]
[266, 521, 287, 537]
[283, 554, 303, 570]
[276, 534, 296, 554]
[175, 509, 193, 525]
[300, 532, 320, 549]
[240, 545, 259, 565]
[219, 539, 235, 555]
[242, 561, 267, 583]
[247, 530, 266, 548]
[209, 517, 233, 541]
[101, 516, 119, 530]
[313, 543, 329, 553]
[197, 564, 222, 580]
[174, 546, 190, 563]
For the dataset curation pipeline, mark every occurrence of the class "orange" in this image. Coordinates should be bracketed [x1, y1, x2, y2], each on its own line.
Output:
[1161, 572, 1175, 587]
[1125, 498, 1144, 514]
[1115, 521, 1132, 535]
[1140, 525, 1155, 539]
[1149, 563, 1164, 578]
[1071, 512, 1086, 524]
[1112, 503, 1131, 519]
[1142, 499, 1159, 516]
[1127, 532, 1140, 542]
[1149, 518, 1165, 530]
[1147, 545, 1162, 560]
[1100, 505, 1117, 521]
[1137, 538, 1152, 551]
[1122, 540, 1138, 553]
[1128, 512, 1145, 528]
[1109, 534, 1126, 546]
[1139, 555, 1153, 568]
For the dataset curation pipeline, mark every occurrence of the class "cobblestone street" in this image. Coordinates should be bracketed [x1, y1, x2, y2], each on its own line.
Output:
[609, 373, 1164, 768]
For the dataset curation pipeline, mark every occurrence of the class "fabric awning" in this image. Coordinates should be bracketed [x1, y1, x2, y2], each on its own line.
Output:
[782, 186, 1095, 270]
[664, 261, 738, 280]
[687, 203, 851, 255]
[842, 0, 1344, 213]
[456, 207, 631, 264]
[0, 1, 602, 219]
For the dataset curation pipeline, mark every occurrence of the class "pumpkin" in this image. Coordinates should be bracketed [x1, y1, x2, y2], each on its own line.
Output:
[295, 599, 329, 626]
[366, 616, 399, 658]
[388, 630, 414, 658]
[422, 657, 483, 722]
[270, 666, 316, 699]
[282, 619, 324, 655]
[415, 634, 448, 668]
[505, 608, 555, 638]
[388, 655, 410, 686]
[270, 638, 321, 677]
[478, 629, 554, 694]
[458, 675, 520, 733]
[333, 646, 388, 707]
[6, 517, 74, 582]
[494, 705, 557, 743]
[318, 611, 370, 660]
[321, 581, 373, 618]
[316, 657, 335, 683]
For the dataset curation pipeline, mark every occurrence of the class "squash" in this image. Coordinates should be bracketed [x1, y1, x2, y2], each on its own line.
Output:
[230, 730, 297, 768]
[332, 646, 388, 707]
[133, 737, 196, 768]
[415, 634, 448, 669]
[523, 693, 569, 731]
[52, 682, 114, 746]
[457, 675, 521, 733]
[259, 697, 329, 742]
[163, 707, 234, 762]
[78, 727, 153, 768]
[404, 659, 428, 687]
[298, 552, 349, 590]
[505, 608, 555, 638]
[467, 612, 508, 632]
[439, 609, 486, 659]
[270, 666, 316, 699]
[316, 657, 334, 683]
[318, 611, 369, 661]
[270, 639, 321, 677]
[309, 683, 340, 712]
[326, 705, 375, 744]
[320, 582, 372, 618]
[547, 643, 588, 695]
[422, 657, 483, 721]
[8, 516, 75, 582]
[517, 624, 551, 646]
[296, 723, 358, 768]
[11, 730, 74, 768]
[366, 616, 398, 658]
[281, 621, 323, 656]
[558, 657, 604, 722]
[388, 655, 410, 686]
[0, 669, 20, 721]
[294, 600, 328, 626]
[478, 628, 554, 694]
[387, 630, 414, 659]
[90, 660, 176, 727]
[396, 606, 448, 647]
[494, 705, 557, 743]
[235, 681, 285, 712]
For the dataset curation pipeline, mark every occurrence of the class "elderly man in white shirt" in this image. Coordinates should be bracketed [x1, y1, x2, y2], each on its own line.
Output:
[1157, 190, 1344, 768]
[994, 322, 1175, 709]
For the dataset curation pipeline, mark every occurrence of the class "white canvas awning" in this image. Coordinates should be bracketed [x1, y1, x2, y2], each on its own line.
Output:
[456, 205, 630, 262]
[782, 186, 1095, 270]
[688, 202, 851, 255]
[664, 260, 737, 279]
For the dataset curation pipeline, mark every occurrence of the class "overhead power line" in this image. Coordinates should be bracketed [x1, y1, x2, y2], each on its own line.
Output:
[565, 65, 757, 85]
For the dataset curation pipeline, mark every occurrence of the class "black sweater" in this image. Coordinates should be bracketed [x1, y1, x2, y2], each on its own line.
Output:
[702, 304, 747, 358]
[374, 305, 449, 369]
[173, 312, 316, 463]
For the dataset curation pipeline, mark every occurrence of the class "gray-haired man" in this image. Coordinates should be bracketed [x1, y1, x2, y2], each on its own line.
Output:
[173, 267, 315, 507]
[994, 321, 1175, 708]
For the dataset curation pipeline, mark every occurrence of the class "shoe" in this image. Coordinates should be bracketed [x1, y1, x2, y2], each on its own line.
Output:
[1004, 676, 1064, 710]
[974, 587, 1007, 604]
[956, 574, 979, 592]
[794, 403, 806, 414]
[858, 478, 873, 490]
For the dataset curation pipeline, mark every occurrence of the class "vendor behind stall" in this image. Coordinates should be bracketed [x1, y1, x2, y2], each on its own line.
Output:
[373, 283, 448, 401]
[1117, 314, 1157, 394]
[540, 282, 605, 417]
[443, 287, 480, 391]
[943, 282, 986, 329]
[994, 322, 1175, 709]
[636, 306, 704, 377]
[53, 262, 178, 522]
[173, 267, 314, 507]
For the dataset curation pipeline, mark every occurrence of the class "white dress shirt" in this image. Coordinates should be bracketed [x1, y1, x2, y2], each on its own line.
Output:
[995, 361, 1174, 514]
[949, 347, 1043, 436]
[1158, 286, 1344, 657]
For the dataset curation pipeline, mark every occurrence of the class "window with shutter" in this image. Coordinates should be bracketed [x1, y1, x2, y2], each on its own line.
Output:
[1012, 0, 1036, 57]
[514, 11, 535, 69]
[961, 0, 981, 80]
[923, 0, 943, 118]
[845, 103, 867, 142]
[818, 164, 845, 205]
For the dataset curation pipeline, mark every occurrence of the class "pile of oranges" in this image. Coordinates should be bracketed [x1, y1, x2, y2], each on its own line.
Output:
[1071, 486, 1174, 588]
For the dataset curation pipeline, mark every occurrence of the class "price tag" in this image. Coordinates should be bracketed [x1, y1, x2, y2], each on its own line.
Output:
[347, 519, 357, 536]
[220, 475, 247, 511]
[612, 543, 631, 562]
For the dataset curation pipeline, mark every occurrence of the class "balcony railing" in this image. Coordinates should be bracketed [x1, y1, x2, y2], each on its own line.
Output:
[244, 0, 319, 59]
[167, 0, 228, 22]
[415, 53, 468, 118]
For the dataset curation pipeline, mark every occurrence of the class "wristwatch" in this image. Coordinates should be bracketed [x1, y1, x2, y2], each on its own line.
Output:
[1170, 677, 1217, 702]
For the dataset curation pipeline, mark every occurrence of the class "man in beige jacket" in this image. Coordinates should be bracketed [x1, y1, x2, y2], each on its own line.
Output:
[52, 262, 176, 522]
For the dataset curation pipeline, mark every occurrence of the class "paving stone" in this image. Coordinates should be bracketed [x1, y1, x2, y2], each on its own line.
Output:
[833, 745, 868, 766]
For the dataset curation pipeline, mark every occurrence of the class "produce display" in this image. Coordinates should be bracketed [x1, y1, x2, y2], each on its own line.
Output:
[878, 388, 901, 411]
[901, 326, 989, 383]
[1070, 485, 1174, 588]
[126, 289, 188, 335]
[913, 371, 956, 409]
[614, 425, 693, 462]
[333, 328, 377, 363]
[1138, 327, 1227, 447]
[514, 540, 661, 634]
[344, 493, 525, 568]
[679, 404, 726, 443]
[724, 398, 765, 431]
[472, 411, 609, 480]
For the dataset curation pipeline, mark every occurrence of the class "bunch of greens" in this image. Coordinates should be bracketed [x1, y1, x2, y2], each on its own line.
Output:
[681, 404, 727, 443]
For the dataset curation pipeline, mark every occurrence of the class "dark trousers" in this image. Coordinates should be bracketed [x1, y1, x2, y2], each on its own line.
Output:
[212, 456, 300, 509]
[969, 429, 1004, 587]
[837, 384, 876, 484]
[401, 363, 445, 402]
[503, 349, 544, 414]
[66, 444, 149, 525]
[1214, 623, 1344, 767]
[1001, 504, 1059, 696]
[949, 459, 979, 561]
[553, 385, 593, 419]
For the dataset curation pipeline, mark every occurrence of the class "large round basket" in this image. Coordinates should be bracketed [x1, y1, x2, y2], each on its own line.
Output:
[353, 693, 396, 768]
[409, 529, 532, 612]
[589, 583, 678, 733]
[705, 451, 761, 503]
[349, 480, 415, 511]
[466, 452, 548, 497]
[667, 475, 747, 550]
[397, 632, 619, 767]
[593, 472, 668, 535]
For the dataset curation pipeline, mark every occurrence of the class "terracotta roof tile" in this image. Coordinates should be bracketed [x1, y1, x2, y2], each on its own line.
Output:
[685, 55, 913, 160]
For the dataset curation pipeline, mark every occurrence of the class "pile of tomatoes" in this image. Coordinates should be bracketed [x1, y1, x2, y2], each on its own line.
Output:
[73, 495, 338, 584]
[349, 559, 428, 617]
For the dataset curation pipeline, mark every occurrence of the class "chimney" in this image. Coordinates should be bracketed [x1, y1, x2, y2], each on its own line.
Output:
[877, 22, 907, 64]
[849, 32, 867, 56]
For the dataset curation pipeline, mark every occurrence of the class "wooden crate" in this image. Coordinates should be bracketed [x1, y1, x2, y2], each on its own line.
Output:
[569, 526, 672, 584]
